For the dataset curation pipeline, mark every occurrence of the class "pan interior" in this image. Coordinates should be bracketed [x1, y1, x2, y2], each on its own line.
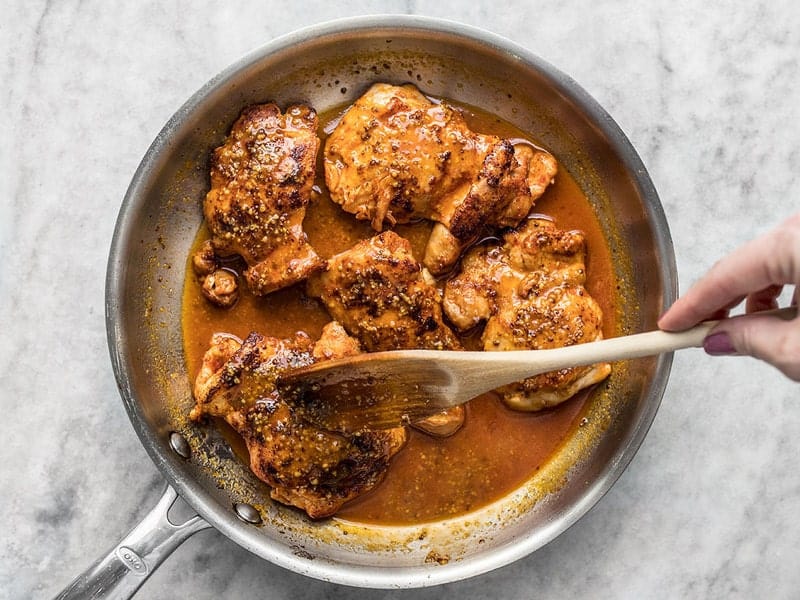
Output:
[108, 17, 674, 587]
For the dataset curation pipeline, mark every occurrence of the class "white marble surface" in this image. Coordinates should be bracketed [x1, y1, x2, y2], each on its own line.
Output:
[2, 1, 800, 598]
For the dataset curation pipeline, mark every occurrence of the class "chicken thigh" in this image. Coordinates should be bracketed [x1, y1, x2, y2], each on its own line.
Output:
[307, 230, 465, 435]
[443, 218, 611, 411]
[191, 322, 407, 519]
[324, 83, 558, 275]
[200, 103, 325, 299]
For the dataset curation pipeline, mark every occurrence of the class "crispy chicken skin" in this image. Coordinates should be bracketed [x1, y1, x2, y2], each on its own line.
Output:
[307, 230, 465, 436]
[307, 231, 461, 352]
[324, 83, 558, 275]
[191, 322, 407, 519]
[201, 103, 325, 298]
[443, 218, 611, 411]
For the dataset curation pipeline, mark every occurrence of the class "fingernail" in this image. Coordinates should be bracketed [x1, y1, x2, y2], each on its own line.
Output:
[703, 332, 736, 355]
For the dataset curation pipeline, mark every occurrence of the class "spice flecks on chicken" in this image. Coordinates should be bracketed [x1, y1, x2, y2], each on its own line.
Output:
[199, 103, 325, 301]
[324, 83, 557, 275]
[307, 230, 465, 436]
[191, 322, 406, 519]
[443, 218, 611, 411]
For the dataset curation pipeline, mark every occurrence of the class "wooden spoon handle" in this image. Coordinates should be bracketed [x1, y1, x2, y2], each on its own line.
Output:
[477, 306, 798, 387]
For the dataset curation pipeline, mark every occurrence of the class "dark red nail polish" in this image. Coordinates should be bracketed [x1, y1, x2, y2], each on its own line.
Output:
[703, 332, 735, 355]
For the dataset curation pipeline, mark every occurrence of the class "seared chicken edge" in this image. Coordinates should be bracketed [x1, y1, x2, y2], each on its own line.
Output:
[444, 217, 611, 411]
[324, 83, 557, 276]
[191, 322, 407, 519]
[307, 230, 466, 436]
[198, 102, 325, 303]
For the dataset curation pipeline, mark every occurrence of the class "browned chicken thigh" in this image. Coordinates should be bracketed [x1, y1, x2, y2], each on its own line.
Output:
[307, 230, 465, 436]
[191, 322, 407, 519]
[443, 218, 611, 411]
[199, 103, 325, 300]
[324, 83, 558, 274]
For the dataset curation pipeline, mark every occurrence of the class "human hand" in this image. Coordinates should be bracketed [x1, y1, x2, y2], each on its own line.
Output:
[658, 213, 800, 381]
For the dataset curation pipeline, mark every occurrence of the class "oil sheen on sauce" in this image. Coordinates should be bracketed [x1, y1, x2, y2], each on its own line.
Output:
[181, 100, 617, 526]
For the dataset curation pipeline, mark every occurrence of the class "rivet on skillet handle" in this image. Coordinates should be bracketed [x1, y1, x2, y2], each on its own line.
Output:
[53, 485, 211, 600]
[234, 502, 263, 525]
[168, 431, 192, 459]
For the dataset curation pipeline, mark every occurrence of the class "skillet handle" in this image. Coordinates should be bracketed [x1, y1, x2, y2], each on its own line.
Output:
[54, 484, 211, 600]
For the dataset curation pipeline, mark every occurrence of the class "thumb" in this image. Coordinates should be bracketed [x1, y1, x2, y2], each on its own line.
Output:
[705, 311, 800, 381]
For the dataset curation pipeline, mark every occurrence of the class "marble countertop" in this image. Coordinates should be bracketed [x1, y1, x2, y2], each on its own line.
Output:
[3, 2, 799, 598]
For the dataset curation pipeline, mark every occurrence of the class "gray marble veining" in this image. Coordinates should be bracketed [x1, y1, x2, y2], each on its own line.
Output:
[2, 2, 800, 599]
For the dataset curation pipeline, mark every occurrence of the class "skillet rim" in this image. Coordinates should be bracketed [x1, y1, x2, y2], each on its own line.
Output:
[105, 14, 677, 588]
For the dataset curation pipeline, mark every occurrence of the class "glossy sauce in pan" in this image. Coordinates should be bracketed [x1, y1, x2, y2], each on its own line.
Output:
[181, 101, 617, 525]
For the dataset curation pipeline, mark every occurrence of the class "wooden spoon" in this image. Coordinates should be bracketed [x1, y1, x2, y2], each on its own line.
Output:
[278, 307, 796, 432]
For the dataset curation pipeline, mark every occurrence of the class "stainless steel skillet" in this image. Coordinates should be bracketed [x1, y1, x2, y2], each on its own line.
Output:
[56, 15, 676, 598]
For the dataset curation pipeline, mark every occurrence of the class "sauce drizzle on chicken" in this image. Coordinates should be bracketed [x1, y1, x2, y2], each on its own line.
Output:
[182, 86, 618, 524]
